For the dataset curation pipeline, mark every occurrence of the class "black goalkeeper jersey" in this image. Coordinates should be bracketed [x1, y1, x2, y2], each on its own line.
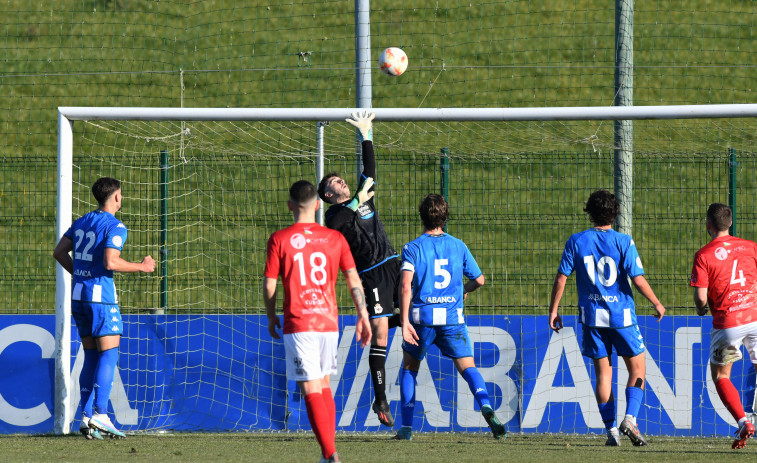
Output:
[324, 140, 399, 273]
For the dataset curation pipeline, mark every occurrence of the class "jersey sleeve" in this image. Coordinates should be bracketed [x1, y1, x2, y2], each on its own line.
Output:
[263, 234, 281, 279]
[557, 238, 575, 276]
[462, 244, 482, 280]
[337, 233, 357, 272]
[690, 252, 709, 288]
[105, 223, 128, 251]
[400, 241, 418, 273]
[623, 238, 645, 278]
[360, 140, 376, 181]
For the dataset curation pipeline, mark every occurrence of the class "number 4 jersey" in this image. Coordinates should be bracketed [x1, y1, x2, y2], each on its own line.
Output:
[264, 222, 356, 334]
[64, 209, 128, 304]
[691, 235, 757, 329]
[558, 228, 644, 329]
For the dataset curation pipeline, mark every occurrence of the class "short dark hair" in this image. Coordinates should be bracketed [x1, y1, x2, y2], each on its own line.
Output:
[419, 194, 449, 230]
[707, 203, 732, 232]
[317, 172, 340, 203]
[290, 180, 317, 205]
[92, 177, 121, 206]
[583, 189, 619, 226]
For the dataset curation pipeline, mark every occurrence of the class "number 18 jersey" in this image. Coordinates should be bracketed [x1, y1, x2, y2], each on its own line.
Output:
[558, 228, 644, 329]
[264, 222, 356, 334]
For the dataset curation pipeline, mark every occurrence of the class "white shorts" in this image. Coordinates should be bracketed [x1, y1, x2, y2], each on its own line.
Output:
[710, 320, 757, 366]
[283, 331, 339, 382]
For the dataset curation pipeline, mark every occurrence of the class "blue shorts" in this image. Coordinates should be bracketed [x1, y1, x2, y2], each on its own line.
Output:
[402, 323, 473, 361]
[581, 324, 645, 359]
[72, 301, 123, 338]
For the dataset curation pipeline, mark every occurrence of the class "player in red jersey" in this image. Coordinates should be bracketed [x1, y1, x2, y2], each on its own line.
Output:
[691, 203, 757, 449]
[264, 180, 372, 463]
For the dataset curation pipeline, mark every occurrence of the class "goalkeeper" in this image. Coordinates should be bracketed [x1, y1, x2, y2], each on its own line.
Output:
[317, 111, 401, 428]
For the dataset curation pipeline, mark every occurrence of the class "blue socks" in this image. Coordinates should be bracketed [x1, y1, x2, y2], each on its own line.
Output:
[399, 369, 418, 428]
[625, 386, 643, 420]
[93, 348, 119, 415]
[79, 349, 98, 418]
[461, 367, 491, 410]
[598, 401, 616, 430]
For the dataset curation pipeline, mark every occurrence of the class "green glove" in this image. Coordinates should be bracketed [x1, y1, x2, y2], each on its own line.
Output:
[346, 110, 375, 142]
[346, 177, 375, 211]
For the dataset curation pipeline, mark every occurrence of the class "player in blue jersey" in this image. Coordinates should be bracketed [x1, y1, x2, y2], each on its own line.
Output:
[548, 190, 665, 447]
[392, 194, 506, 441]
[53, 177, 155, 439]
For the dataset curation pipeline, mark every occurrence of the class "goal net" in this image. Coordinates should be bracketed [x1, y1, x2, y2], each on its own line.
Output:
[56, 106, 757, 436]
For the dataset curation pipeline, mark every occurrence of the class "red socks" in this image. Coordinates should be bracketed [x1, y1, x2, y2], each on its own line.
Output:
[715, 378, 746, 422]
[305, 392, 336, 459]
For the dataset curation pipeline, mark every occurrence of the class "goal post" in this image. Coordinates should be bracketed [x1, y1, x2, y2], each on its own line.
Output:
[55, 105, 757, 435]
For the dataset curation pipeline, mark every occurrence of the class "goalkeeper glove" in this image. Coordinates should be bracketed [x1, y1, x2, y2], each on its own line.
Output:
[346, 177, 375, 211]
[346, 110, 375, 142]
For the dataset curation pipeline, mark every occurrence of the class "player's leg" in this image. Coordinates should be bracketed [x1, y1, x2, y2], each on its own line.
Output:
[716, 324, 757, 449]
[394, 351, 419, 440]
[287, 332, 340, 462]
[614, 325, 648, 446]
[439, 324, 506, 439]
[394, 323, 431, 441]
[581, 325, 619, 446]
[369, 316, 394, 427]
[71, 302, 102, 439]
[363, 262, 399, 427]
[89, 333, 125, 438]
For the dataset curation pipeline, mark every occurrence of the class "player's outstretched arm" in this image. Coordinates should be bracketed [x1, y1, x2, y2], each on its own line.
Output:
[548, 273, 568, 332]
[631, 275, 666, 320]
[693, 286, 709, 316]
[104, 248, 155, 273]
[346, 111, 377, 179]
[53, 236, 74, 275]
[263, 276, 281, 339]
[399, 270, 419, 345]
[344, 268, 372, 347]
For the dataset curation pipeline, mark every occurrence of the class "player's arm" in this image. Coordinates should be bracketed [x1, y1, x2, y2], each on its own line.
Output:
[693, 286, 708, 316]
[343, 267, 372, 348]
[548, 273, 568, 332]
[631, 275, 665, 320]
[103, 248, 155, 273]
[52, 236, 74, 275]
[263, 276, 281, 339]
[399, 269, 419, 345]
[346, 111, 376, 180]
[463, 274, 485, 300]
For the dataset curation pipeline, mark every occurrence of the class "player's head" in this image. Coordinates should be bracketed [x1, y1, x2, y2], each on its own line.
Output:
[419, 194, 449, 231]
[288, 180, 319, 211]
[318, 172, 350, 204]
[92, 177, 122, 208]
[584, 190, 619, 226]
[706, 203, 732, 232]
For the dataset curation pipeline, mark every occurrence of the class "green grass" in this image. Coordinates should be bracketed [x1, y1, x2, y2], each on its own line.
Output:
[2, 432, 757, 462]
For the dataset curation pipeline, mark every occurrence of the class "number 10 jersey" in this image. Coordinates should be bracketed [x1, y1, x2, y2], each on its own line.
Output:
[558, 228, 644, 329]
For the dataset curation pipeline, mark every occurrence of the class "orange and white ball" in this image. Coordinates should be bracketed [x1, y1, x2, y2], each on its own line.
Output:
[379, 47, 408, 76]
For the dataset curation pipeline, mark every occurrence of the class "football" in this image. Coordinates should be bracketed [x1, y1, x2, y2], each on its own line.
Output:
[379, 47, 408, 76]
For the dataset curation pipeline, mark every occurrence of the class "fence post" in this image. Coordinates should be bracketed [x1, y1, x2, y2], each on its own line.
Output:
[157, 149, 168, 314]
[729, 147, 737, 236]
[440, 147, 450, 233]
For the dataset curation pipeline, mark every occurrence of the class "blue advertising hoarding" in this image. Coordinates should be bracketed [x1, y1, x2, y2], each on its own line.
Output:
[0, 314, 753, 435]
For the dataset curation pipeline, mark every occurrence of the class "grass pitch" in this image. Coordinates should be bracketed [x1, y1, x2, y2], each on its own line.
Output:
[3, 432, 757, 463]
